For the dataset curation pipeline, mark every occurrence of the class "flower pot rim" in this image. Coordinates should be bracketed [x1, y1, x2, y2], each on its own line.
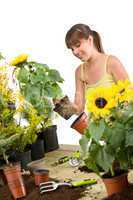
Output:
[102, 169, 128, 180]
[33, 168, 49, 175]
[3, 162, 21, 169]
[71, 112, 87, 127]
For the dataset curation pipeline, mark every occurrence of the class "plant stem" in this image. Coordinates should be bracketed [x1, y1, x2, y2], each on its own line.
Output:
[110, 166, 115, 177]
[3, 152, 9, 165]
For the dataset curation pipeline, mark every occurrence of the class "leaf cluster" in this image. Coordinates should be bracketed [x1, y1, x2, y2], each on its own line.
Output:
[15, 61, 64, 125]
[80, 102, 133, 176]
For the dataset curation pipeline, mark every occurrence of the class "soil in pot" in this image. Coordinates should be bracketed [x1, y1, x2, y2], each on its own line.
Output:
[53, 95, 75, 120]
[78, 165, 104, 176]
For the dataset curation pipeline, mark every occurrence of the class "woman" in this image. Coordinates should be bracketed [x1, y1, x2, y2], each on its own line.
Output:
[65, 23, 129, 114]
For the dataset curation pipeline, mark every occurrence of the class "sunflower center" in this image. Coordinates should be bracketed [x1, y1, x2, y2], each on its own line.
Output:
[95, 97, 107, 108]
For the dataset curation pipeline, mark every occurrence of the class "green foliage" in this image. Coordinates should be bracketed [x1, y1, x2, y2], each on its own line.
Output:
[0, 78, 42, 164]
[80, 102, 133, 177]
[15, 61, 64, 127]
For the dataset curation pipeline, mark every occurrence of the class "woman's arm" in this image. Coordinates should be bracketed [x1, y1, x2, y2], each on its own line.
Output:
[53, 66, 85, 115]
[108, 55, 129, 82]
[72, 66, 85, 114]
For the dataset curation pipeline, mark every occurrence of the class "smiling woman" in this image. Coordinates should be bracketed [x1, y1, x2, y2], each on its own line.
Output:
[63, 23, 129, 117]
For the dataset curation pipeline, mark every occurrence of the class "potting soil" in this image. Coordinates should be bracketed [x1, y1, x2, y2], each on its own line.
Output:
[0, 176, 86, 200]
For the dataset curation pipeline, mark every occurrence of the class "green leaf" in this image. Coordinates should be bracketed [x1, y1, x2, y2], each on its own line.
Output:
[122, 103, 133, 123]
[84, 128, 91, 139]
[89, 119, 105, 143]
[125, 129, 133, 147]
[28, 62, 49, 71]
[48, 69, 64, 83]
[79, 135, 90, 154]
[84, 156, 100, 175]
[25, 84, 41, 101]
[96, 146, 114, 172]
[117, 150, 129, 169]
[44, 83, 63, 98]
[17, 68, 29, 83]
[106, 124, 125, 148]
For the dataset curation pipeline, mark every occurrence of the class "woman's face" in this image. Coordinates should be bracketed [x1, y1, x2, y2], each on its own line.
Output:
[71, 37, 93, 62]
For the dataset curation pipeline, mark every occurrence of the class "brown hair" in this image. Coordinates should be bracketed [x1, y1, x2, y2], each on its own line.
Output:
[65, 23, 104, 53]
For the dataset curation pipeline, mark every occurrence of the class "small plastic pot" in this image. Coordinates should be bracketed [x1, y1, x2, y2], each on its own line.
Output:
[33, 169, 49, 186]
[43, 125, 59, 153]
[31, 139, 45, 161]
[71, 112, 88, 134]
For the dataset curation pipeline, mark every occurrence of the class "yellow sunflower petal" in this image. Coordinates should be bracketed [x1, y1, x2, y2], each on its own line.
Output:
[10, 53, 28, 66]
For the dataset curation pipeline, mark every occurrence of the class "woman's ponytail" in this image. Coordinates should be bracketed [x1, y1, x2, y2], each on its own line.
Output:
[92, 30, 104, 53]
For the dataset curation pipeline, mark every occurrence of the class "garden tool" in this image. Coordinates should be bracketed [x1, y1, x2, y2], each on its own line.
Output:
[68, 157, 81, 167]
[51, 151, 81, 167]
[69, 150, 81, 167]
[51, 156, 70, 166]
[39, 178, 97, 193]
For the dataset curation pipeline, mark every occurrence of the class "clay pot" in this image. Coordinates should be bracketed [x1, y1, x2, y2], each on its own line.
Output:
[0, 169, 7, 184]
[102, 171, 128, 196]
[33, 169, 49, 186]
[3, 163, 26, 199]
[71, 112, 88, 134]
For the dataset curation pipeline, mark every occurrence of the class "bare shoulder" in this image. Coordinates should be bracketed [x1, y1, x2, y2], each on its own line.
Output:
[107, 55, 129, 80]
[75, 64, 83, 77]
[108, 55, 125, 72]
[108, 55, 123, 67]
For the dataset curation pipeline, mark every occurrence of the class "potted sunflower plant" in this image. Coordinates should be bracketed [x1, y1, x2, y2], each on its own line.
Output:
[79, 80, 133, 197]
[10, 54, 64, 154]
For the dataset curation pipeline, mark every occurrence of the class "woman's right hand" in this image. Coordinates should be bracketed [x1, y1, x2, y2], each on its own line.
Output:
[52, 98, 61, 105]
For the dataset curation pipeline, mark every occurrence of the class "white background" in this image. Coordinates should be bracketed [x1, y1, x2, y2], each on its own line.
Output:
[0, 0, 133, 145]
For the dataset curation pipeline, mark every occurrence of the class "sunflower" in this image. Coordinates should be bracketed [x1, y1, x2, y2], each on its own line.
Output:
[85, 86, 117, 118]
[10, 53, 28, 66]
[115, 79, 133, 102]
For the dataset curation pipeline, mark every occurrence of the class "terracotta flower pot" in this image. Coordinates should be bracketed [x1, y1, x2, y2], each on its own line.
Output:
[33, 169, 49, 186]
[71, 112, 88, 134]
[3, 163, 26, 199]
[102, 171, 128, 196]
[0, 169, 7, 184]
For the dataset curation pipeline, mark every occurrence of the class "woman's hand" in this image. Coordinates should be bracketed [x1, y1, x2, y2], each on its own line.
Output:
[53, 96, 79, 119]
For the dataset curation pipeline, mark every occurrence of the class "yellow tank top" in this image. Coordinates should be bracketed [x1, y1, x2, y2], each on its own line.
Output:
[81, 55, 115, 96]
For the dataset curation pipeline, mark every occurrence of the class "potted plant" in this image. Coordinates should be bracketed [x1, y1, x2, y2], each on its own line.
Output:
[10, 53, 64, 153]
[0, 64, 43, 198]
[0, 73, 27, 198]
[79, 80, 133, 197]
[0, 74, 42, 160]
